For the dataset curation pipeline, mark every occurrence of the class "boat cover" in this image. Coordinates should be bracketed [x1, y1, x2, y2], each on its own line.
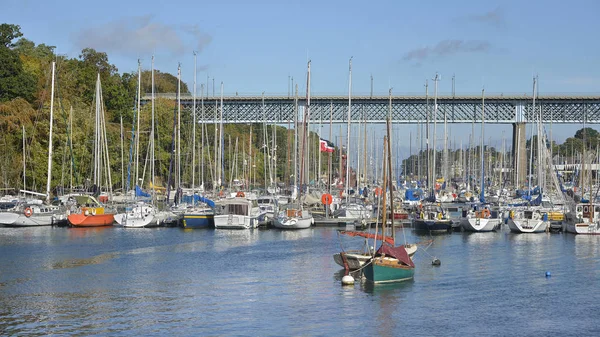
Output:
[339, 230, 395, 245]
[182, 194, 216, 208]
[376, 245, 415, 267]
[135, 185, 151, 198]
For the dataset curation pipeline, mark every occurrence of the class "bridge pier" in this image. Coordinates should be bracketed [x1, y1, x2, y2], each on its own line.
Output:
[512, 123, 527, 188]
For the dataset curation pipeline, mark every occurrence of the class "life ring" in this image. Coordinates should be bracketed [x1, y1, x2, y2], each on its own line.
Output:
[236, 191, 245, 198]
[478, 209, 491, 218]
[374, 187, 382, 196]
[24, 207, 33, 217]
[321, 193, 333, 205]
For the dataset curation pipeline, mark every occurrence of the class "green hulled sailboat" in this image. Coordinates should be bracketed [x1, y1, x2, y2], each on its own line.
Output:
[363, 94, 415, 283]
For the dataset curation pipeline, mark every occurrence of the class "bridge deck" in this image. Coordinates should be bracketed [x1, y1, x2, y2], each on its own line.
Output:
[141, 94, 600, 124]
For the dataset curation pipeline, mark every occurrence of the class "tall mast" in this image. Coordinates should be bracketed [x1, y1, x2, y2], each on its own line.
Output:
[192, 52, 197, 193]
[177, 64, 182, 188]
[328, 101, 333, 194]
[22, 125, 26, 191]
[345, 57, 353, 199]
[480, 88, 485, 203]
[135, 59, 141, 187]
[425, 80, 430, 194]
[387, 88, 396, 244]
[293, 84, 298, 191]
[220, 82, 224, 187]
[151, 56, 155, 194]
[299, 61, 311, 196]
[45, 61, 55, 202]
[432, 73, 439, 187]
[527, 77, 537, 197]
[201, 83, 205, 190]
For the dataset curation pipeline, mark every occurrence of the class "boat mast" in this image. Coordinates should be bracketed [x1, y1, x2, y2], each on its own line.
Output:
[151, 55, 155, 198]
[177, 64, 182, 189]
[328, 101, 333, 194]
[299, 61, 311, 201]
[135, 60, 141, 188]
[345, 57, 353, 200]
[22, 125, 26, 191]
[293, 84, 298, 193]
[432, 73, 439, 187]
[192, 52, 197, 193]
[220, 82, 224, 188]
[387, 88, 397, 244]
[480, 88, 485, 203]
[45, 62, 55, 202]
[527, 77, 537, 198]
[201, 83, 205, 190]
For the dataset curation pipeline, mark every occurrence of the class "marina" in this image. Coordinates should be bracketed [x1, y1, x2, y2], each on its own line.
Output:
[2, 1, 600, 334]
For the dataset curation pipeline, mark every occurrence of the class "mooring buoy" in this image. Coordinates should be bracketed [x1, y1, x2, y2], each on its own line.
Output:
[432, 258, 441, 266]
[341, 275, 355, 285]
[545, 271, 551, 277]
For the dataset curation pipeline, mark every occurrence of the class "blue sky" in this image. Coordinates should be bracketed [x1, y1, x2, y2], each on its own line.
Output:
[2, 0, 598, 159]
[3, 0, 600, 95]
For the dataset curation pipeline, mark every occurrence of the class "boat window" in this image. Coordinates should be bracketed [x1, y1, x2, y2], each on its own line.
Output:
[228, 204, 248, 215]
[595, 206, 600, 212]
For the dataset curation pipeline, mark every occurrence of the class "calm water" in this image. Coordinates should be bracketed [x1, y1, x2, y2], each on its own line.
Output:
[1, 225, 599, 336]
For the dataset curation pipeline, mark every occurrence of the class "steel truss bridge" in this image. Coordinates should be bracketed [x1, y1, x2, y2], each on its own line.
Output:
[143, 93, 600, 124]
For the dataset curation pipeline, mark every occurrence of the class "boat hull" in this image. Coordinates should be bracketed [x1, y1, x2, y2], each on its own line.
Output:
[182, 214, 215, 229]
[565, 221, 600, 235]
[461, 218, 501, 232]
[272, 216, 312, 229]
[68, 214, 114, 227]
[214, 214, 256, 229]
[363, 257, 415, 283]
[507, 218, 547, 233]
[412, 218, 452, 233]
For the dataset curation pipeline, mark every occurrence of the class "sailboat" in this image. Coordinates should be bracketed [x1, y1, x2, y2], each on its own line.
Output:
[364, 110, 415, 283]
[67, 73, 115, 227]
[182, 53, 216, 229]
[460, 89, 502, 232]
[272, 60, 314, 229]
[0, 61, 67, 227]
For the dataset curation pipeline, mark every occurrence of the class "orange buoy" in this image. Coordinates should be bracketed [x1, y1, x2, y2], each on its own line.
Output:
[24, 207, 33, 217]
[374, 187, 382, 196]
[321, 193, 333, 205]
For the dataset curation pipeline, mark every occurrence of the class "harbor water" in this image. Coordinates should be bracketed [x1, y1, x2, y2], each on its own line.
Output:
[1, 226, 599, 336]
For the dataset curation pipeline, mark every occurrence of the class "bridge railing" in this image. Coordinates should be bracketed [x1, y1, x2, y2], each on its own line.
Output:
[143, 92, 600, 100]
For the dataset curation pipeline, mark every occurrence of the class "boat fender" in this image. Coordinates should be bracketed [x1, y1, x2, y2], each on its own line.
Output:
[420, 212, 424, 219]
[437, 212, 442, 220]
[509, 210, 514, 219]
[91, 208, 97, 216]
[24, 207, 33, 217]
[84, 209, 90, 216]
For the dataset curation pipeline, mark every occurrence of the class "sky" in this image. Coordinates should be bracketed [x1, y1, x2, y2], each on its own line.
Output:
[2, 0, 599, 161]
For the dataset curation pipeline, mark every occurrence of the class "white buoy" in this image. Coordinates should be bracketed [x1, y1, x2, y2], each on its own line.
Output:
[341, 275, 355, 285]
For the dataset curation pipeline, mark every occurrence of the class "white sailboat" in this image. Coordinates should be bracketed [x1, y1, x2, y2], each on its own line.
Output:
[0, 61, 67, 227]
[273, 60, 314, 230]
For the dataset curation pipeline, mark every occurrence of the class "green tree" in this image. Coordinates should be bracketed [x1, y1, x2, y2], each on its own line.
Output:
[0, 23, 22, 47]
